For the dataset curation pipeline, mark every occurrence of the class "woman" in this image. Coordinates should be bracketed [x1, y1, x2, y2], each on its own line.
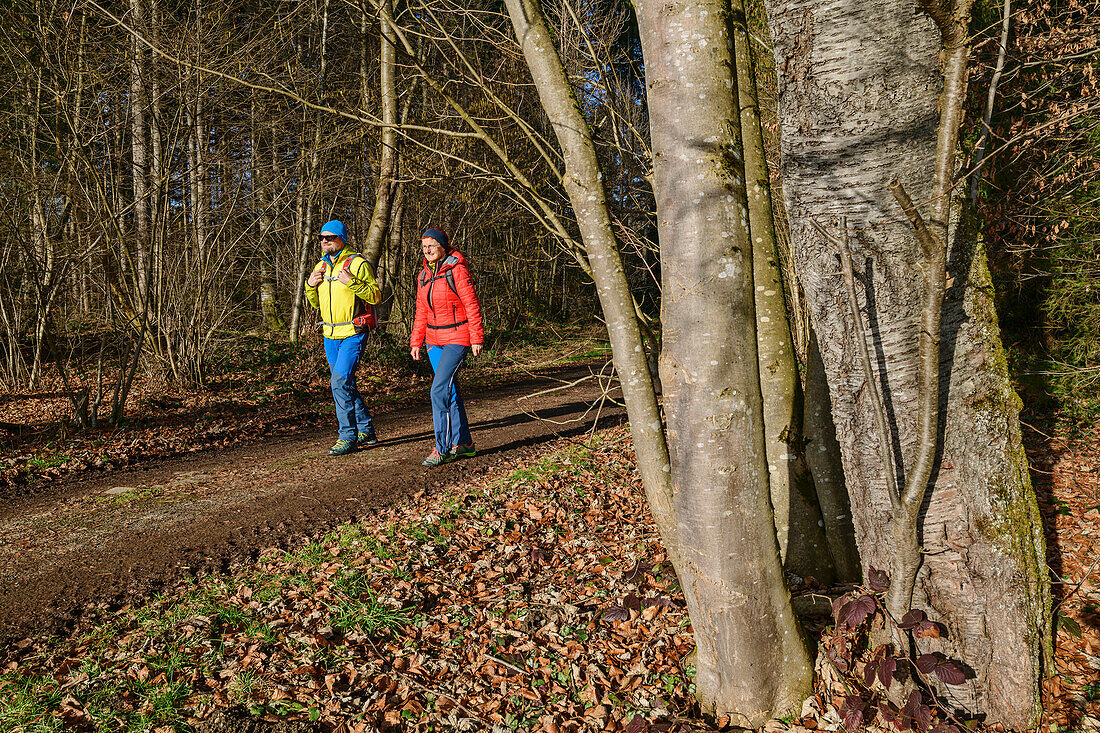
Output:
[410, 227, 485, 467]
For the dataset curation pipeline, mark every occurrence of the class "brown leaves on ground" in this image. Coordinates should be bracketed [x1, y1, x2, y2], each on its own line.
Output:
[1030, 427, 1100, 731]
[0, 426, 715, 732]
[802, 427, 1100, 733]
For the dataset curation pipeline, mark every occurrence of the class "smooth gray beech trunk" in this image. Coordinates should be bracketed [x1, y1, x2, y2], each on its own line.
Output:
[763, 0, 1049, 725]
[731, 0, 836, 584]
[361, 0, 398, 269]
[507, 0, 812, 720]
[501, 0, 679, 570]
[634, 0, 813, 722]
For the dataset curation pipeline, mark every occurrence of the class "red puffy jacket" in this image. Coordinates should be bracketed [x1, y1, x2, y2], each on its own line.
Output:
[410, 250, 485, 348]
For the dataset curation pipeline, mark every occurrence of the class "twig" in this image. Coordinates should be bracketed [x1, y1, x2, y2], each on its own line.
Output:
[517, 375, 594, 401]
[485, 653, 528, 676]
[1052, 553, 1100, 612]
[890, 179, 938, 264]
[970, 0, 1011, 204]
[812, 217, 901, 510]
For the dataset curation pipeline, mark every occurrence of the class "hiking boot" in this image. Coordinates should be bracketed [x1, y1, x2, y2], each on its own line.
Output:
[449, 443, 476, 460]
[422, 448, 451, 467]
[357, 429, 379, 447]
[328, 438, 356, 456]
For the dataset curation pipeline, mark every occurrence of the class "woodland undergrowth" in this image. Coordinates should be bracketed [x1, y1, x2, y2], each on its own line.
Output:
[1, 423, 1097, 732]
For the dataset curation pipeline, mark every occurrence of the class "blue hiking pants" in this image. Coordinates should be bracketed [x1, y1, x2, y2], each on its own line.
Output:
[427, 344, 472, 454]
[324, 333, 374, 441]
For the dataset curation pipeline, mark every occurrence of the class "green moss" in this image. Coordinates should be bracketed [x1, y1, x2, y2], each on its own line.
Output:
[717, 141, 745, 184]
[960, 220, 1052, 721]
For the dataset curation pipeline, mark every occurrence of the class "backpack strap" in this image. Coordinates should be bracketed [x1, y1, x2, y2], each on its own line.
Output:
[342, 252, 364, 273]
[421, 267, 460, 298]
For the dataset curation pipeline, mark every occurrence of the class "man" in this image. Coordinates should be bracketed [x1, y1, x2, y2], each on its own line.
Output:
[305, 220, 382, 456]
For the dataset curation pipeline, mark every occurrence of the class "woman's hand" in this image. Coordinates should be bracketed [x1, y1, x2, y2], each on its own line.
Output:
[411, 346, 421, 361]
[470, 343, 482, 357]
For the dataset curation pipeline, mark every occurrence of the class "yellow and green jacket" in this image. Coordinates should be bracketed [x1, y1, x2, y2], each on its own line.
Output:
[305, 248, 382, 339]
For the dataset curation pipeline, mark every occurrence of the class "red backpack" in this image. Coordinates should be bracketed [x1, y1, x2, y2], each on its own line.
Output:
[342, 253, 380, 333]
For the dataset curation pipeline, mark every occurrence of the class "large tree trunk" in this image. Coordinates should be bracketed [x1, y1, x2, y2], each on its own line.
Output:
[634, 0, 813, 722]
[763, 0, 1050, 726]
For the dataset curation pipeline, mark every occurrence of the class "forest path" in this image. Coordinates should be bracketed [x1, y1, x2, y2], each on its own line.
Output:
[0, 364, 623, 643]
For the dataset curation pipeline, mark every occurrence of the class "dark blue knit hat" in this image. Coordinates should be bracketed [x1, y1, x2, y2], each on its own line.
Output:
[422, 227, 449, 250]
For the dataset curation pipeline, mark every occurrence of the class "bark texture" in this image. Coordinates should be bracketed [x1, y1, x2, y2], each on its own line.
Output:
[502, 0, 678, 560]
[636, 0, 812, 722]
[731, 0, 833, 583]
[762, 1, 1049, 725]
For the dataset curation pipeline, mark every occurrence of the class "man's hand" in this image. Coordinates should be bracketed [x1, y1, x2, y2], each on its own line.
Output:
[307, 264, 325, 287]
[411, 346, 421, 361]
[470, 343, 483, 357]
[336, 268, 353, 285]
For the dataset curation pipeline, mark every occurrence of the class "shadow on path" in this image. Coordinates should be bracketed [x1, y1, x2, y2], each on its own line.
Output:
[0, 364, 625, 644]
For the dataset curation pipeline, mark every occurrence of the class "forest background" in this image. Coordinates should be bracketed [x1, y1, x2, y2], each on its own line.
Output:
[0, 0, 1097, 730]
[1, 0, 1095, 438]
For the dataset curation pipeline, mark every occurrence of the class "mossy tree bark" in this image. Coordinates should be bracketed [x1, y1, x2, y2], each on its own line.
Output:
[763, 0, 1050, 725]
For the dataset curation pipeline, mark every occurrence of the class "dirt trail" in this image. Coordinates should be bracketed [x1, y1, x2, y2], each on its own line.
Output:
[0, 365, 623, 643]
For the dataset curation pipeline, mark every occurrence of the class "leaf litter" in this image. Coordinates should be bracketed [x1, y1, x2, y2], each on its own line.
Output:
[0, 426, 711, 732]
[0, 405, 1097, 731]
[1029, 427, 1100, 732]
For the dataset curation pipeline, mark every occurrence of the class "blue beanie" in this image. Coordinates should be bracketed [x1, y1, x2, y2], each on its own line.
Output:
[320, 220, 347, 243]
[422, 227, 449, 250]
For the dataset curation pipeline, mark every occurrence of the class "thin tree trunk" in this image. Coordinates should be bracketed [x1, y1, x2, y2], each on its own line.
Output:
[384, 182, 407, 333]
[502, 0, 677, 564]
[289, 0, 329, 344]
[129, 0, 150, 306]
[148, 0, 164, 329]
[27, 68, 51, 386]
[253, 97, 284, 332]
[289, 123, 322, 344]
[731, 0, 834, 583]
[361, 0, 398, 268]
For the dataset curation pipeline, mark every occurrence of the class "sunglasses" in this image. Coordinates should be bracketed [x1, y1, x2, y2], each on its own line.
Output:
[319, 234, 340, 242]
